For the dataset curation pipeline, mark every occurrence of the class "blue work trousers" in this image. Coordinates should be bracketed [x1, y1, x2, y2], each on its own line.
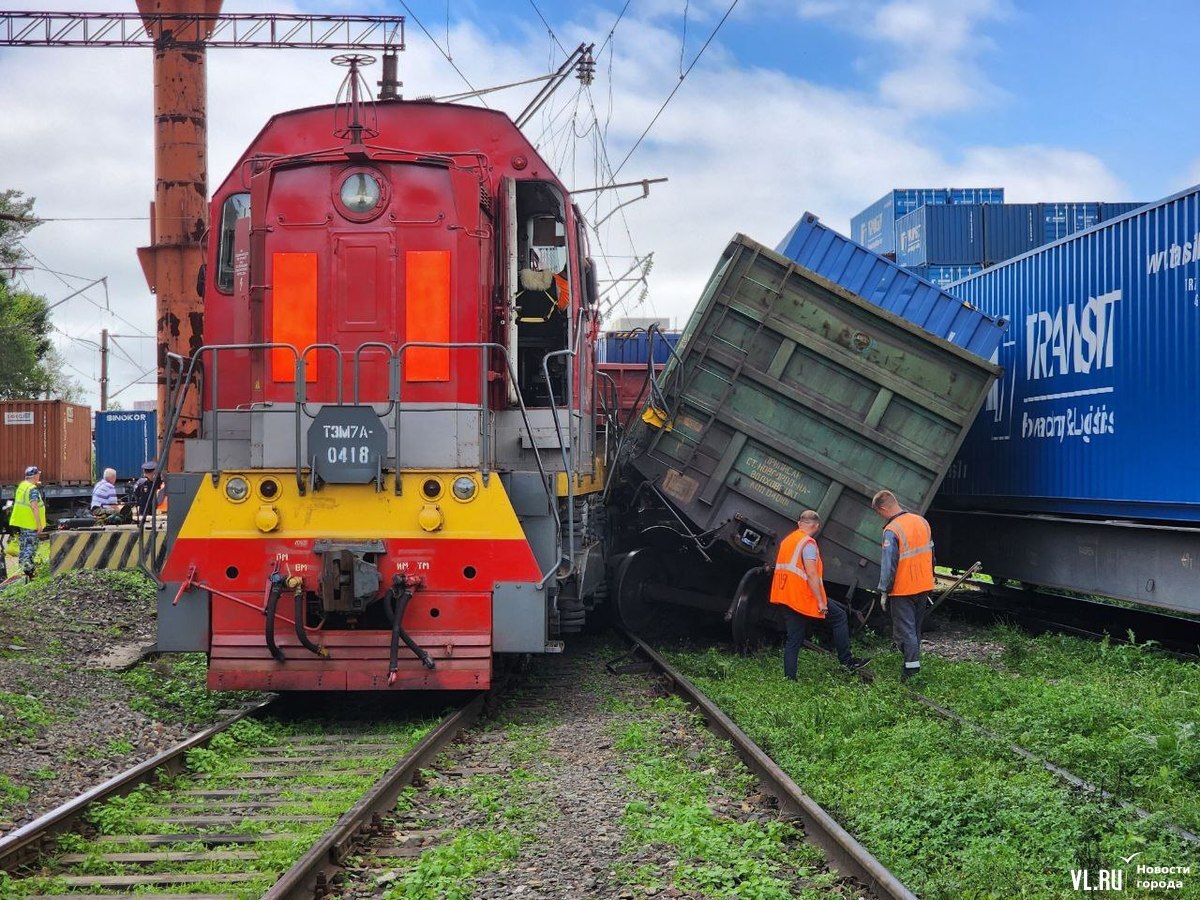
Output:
[18, 530, 38, 574]
[783, 602, 851, 678]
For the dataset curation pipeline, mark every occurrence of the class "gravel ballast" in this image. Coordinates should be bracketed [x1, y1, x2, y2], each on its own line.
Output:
[0, 568, 258, 834]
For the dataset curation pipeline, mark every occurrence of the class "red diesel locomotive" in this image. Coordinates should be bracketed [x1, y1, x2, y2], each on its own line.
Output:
[152, 63, 608, 691]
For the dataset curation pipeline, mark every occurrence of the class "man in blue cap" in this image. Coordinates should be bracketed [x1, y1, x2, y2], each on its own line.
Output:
[10, 465, 46, 577]
[131, 460, 165, 516]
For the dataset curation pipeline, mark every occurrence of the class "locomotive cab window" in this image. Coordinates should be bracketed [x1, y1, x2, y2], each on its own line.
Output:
[216, 192, 250, 293]
[513, 181, 571, 406]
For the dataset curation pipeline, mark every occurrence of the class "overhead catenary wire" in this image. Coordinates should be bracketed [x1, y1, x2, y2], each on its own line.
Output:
[396, 0, 487, 108]
[592, 0, 739, 203]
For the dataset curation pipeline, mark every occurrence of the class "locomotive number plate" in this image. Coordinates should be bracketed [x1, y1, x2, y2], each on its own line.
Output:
[307, 405, 387, 484]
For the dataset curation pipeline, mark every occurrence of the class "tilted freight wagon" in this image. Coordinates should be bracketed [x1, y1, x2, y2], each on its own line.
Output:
[610, 232, 1002, 638]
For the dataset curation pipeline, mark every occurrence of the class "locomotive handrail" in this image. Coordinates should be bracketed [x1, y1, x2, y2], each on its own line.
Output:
[393, 339, 561, 587]
[352, 341, 399, 413]
[138, 350, 197, 584]
[203, 342, 305, 494]
[298, 343, 346, 412]
[541, 306, 590, 579]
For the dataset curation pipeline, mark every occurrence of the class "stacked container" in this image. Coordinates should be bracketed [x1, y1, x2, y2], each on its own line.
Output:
[597, 331, 682, 365]
[895, 205, 984, 267]
[1042, 202, 1101, 242]
[850, 187, 1003, 256]
[94, 410, 158, 480]
[0, 400, 92, 484]
[983, 203, 1043, 264]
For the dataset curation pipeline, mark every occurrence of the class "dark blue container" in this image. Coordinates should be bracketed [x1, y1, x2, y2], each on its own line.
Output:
[1099, 201, 1147, 221]
[598, 331, 681, 365]
[851, 188, 1003, 256]
[94, 410, 157, 481]
[776, 213, 1006, 358]
[983, 203, 1044, 264]
[937, 184, 1200, 522]
[909, 264, 984, 288]
[949, 188, 1004, 205]
[895, 205, 984, 267]
[1042, 202, 1100, 242]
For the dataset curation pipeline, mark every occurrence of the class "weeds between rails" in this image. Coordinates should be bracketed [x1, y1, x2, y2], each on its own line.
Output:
[668, 627, 1200, 899]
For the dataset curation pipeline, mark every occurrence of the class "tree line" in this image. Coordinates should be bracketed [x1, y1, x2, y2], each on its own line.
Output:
[0, 189, 81, 401]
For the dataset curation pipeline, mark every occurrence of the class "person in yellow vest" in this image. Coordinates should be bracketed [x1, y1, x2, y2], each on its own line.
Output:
[872, 489, 935, 682]
[768, 510, 870, 680]
[11, 465, 46, 578]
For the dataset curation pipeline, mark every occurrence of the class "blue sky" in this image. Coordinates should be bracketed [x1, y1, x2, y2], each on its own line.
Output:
[1, 0, 1196, 406]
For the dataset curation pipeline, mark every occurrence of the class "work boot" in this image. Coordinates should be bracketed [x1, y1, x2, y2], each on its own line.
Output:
[901, 666, 921, 682]
[843, 656, 871, 672]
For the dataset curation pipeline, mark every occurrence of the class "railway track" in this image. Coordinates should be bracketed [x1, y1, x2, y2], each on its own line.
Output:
[0, 696, 480, 898]
[2, 635, 922, 898]
[326, 633, 913, 899]
[943, 578, 1200, 657]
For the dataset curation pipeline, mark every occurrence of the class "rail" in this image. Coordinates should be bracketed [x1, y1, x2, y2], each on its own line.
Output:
[0, 698, 274, 874]
[614, 628, 918, 900]
[263, 694, 484, 898]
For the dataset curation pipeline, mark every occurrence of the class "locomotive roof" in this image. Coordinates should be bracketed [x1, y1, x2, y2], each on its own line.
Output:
[214, 100, 562, 199]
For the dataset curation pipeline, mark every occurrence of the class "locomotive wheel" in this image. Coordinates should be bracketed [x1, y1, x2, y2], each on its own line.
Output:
[611, 548, 665, 636]
[730, 569, 771, 654]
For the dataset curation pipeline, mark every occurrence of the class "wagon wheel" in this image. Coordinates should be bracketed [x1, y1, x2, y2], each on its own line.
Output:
[611, 548, 665, 637]
[730, 568, 771, 654]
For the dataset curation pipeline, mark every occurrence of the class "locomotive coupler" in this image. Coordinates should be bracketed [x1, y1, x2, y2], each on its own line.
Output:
[264, 570, 286, 663]
[288, 575, 328, 658]
[387, 573, 435, 685]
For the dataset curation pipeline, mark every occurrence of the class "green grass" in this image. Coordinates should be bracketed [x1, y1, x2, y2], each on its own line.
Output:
[668, 646, 1200, 899]
[0, 689, 53, 739]
[382, 733, 551, 899]
[913, 624, 1200, 833]
[611, 694, 844, 899]
[120, 652, 259, 722]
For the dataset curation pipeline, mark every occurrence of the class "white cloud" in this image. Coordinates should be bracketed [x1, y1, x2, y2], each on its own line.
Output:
[0, 1, 1128, 410]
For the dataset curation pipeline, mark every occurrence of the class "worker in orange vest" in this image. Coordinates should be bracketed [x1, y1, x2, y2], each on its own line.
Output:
[872, 489, 935, 682]
[768, 510, 870, 680]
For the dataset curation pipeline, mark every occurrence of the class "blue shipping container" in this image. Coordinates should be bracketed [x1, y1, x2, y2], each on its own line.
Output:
[598, 331, 681, 365]
[850, 188, 1003, 256]
[909, 264, 985, 289]
[937, 184, 1200, 522]
[1099, 201, 1147, 221]
[949, 188, 1004, 205]
[94, 410, 157, 481]
[776, 213, 1006, 358]
[895, 205, 984, 267]
[983, 203, 1043, 264]
[1042, 202, 1100, 243]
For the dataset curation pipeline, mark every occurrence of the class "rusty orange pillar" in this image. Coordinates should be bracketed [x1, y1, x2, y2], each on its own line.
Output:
[136, 0, 222, 468]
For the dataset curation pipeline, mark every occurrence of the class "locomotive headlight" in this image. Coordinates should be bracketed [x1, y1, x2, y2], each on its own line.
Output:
[225, 476, 250, 503]
[340, 172, 381, 214]
[452, 476, 477, 502]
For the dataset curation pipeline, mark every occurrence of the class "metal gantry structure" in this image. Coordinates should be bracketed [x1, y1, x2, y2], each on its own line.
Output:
[0, 11, 403, 49]
[0, 6, 405, 459]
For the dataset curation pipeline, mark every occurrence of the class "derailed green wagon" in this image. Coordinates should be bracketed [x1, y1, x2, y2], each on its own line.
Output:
[610, 233, 1002, 638]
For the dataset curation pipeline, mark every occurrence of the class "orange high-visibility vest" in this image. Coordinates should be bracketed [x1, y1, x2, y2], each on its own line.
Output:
[553, 273, 570, 310]
[884, 512, 935, 595]
[769, 530, 824, 618]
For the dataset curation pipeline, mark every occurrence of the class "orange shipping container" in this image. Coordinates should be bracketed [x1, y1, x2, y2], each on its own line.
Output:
[0, 400, 93, 485]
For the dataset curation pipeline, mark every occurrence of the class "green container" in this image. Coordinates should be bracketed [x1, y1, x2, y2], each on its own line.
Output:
[627, 234, 1001, 588]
